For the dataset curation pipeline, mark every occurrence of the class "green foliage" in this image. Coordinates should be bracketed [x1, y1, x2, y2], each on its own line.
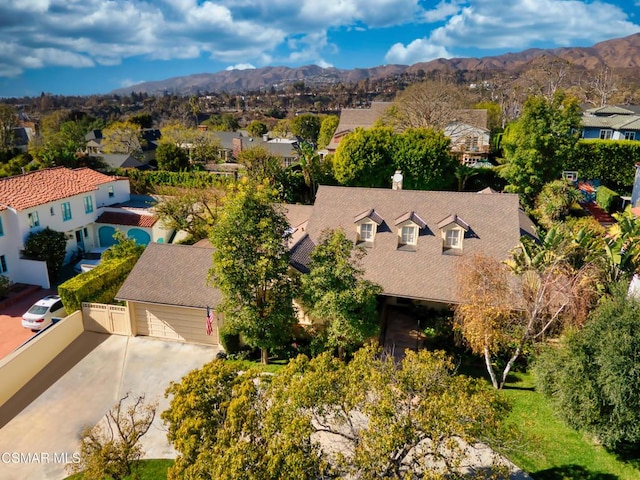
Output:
[500, 91, 582, 205]
[0, 274, 11, 298]
[595, 185, 620, 213]
[68, 394, 156, 480]
[129, 113, 153, 129]
[534, 179, 583, 229]
[567, 140, 640, 191]
[155, 189, 223, 242]
[113, 169, 231, 194]
[237, 146, 283, 185]
[208, 181, 296, 363]
[301, 229, 382, 356]
[246, 120, 268, 138]
[395, 127, 456, 190]
[101, 121, 145, 159]
[290, 113, 321, 144]
[162, 345, 510, 479]
[21, 227, 67, 282]
[332, 126, 455, 190]
[534, 283, 640, 450]
[317, 115, 339, 149]
[58, 256, 136, 312]
[156, 143, 190, 171]
[102, 231, 145, 262]
[219, 325, 241, 355]
[202, 113, 239, 132]
[332, 126, 397, 187]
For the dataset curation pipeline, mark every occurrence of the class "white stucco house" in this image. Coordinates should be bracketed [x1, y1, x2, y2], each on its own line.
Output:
[0, 167, 172, 288]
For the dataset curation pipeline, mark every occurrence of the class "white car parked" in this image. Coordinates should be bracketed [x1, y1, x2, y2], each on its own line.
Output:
[21, 295, 66, 331]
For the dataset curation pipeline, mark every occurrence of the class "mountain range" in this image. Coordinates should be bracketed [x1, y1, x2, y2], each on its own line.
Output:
[112, 33, 640, 96]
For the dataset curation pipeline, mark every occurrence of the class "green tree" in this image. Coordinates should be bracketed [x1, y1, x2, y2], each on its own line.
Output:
[247, 120, 268, 138]
[101, 121, 145, 159]
[499, 91, 582, 205]
[271, 118, 292, 139]
[21, 227, 67, 282]
[301, 229, 382, 358]
[102, 230, 145, 262]
[317, 115, 339, 149]
[533, 179, 583, 229]
[203, 113, 239, 132]
[237, 146, 283, 185]
[163, 345, 511, 479]
[333, 127, 396, 187]
[155, 188, 224, 243]
[290, 113, 321, 144]
[0, 104, 18, 159]
[534, 283, 640, 450]
[160, 122, 221, 164]
[68, 394, 156, 480]
[156, 142, 190, 171]
[129, 113, 153, 129]
[394, 127, 456, 190]
[209, 182, 296, 364]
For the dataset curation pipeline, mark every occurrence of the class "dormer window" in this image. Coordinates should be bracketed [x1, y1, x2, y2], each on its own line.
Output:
[395, 211, 426, 251]
[354, 208, 383, 246]
[438, 214, 470, 253]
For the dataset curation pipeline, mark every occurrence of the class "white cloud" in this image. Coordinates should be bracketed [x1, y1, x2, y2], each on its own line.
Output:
[385, 40, 451, 64]
[120, 78, 146, 88]
[423, 0, 465, 23]
[225, 63, 256, 71]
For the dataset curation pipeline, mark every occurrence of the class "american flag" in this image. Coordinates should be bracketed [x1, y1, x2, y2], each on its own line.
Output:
[206, 306, 214, 336]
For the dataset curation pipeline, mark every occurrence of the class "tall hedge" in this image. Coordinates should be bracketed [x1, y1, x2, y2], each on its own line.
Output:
[565, 140, 640, 191]
[58, 256, 135, 312]
[114, 169, 232, 193]
[595, 185, 620, 213]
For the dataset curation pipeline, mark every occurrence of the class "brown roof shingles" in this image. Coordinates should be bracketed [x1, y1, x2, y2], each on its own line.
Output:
[96, 211, 158, 228]
[116, 243, 221, 308]
[0, 167, 116, 211]
[301, 186, 533, 304]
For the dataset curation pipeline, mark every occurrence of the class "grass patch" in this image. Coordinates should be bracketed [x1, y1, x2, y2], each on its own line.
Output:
[501, 371, 640, 480]
[64, 458, 174, 479]
[224, 357, 288, 374]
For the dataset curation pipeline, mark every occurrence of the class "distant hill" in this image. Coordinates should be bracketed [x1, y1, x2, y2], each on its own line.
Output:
[111, 33, 640, 96]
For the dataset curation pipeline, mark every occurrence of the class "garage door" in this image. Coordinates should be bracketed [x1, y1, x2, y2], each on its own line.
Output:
[133, 302, 219, 345]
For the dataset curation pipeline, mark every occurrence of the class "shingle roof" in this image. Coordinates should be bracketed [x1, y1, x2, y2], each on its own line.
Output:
[116, 243, 221, 308]
[96, 211, 158, 228]
[582, 114, 640, 131]
[100, 153, 145, 169]
[0, 167, 116, 211]
[299, 186, 534, 304]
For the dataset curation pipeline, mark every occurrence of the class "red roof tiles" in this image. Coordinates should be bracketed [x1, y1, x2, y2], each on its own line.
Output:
[96, 211, 157, 228]
[0, 167, 116, 211]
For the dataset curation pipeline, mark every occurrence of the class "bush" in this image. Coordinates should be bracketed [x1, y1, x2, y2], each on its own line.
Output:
[0, 275, 11, 298]
[595, 185, 620, 213]
[219, 325, 241, 354]
[566, 140, 640, 191]
[21, 227, 67, 282]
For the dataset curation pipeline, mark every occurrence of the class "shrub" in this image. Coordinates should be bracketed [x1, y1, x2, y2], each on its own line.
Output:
[595, 185, 620, 213]
[0, 275, 11, 298]
[566, 140, 640, 191]
[219, 325, 241, 354]
[21, 227, 67, 282]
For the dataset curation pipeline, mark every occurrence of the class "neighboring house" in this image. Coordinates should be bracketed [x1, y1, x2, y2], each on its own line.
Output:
[289, 184, 535, 309]
[85, 129, 102, 155]
[325, 101, 392, 154]
[100, 153, 146, 170]
[0, 167, 173, 288]
[0, 167, 129, 287]
[116, 242, 221, 346]
[85, 128, 160, 168]
[11, 126, 36, 153]
[581, 105, 640, 141]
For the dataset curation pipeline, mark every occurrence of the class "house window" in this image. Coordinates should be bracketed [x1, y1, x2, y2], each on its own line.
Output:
[624, 131, 636, 141]
[50, 206, 55, 216]
[0, 217, 3, 236]
[83, 227, 88, 238]
[464, 136, 479, 151]
[360, 223, 374, 242]
[28, 211, 39, 228]
[84, 195, 94, 214]
[108, 186, 114, 198]
[62, 202, 72, 221]
[400, 225, 417, 245]
[600, 129, 613, 140]
[0, 255, 7, 273]
[444, 229, 462, 248]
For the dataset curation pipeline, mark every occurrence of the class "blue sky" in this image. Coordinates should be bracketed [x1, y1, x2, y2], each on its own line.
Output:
[1, 0, 639, 97]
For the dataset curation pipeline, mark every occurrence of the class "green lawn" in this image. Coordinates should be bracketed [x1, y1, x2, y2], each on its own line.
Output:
[64, 459, 173, 480]
[501, 371, 640, 480]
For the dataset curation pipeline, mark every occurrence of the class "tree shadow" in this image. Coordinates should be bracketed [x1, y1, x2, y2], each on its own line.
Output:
[532, 464, 619, 480]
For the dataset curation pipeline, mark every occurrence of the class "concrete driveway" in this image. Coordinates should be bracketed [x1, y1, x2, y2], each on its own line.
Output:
[0, 333, 219, 480]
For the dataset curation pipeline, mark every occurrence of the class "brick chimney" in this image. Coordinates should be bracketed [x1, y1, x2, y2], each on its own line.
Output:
[232, 138, 243, 158]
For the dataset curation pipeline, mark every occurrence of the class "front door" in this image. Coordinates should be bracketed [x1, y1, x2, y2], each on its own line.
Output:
[75, 230, 85, 251]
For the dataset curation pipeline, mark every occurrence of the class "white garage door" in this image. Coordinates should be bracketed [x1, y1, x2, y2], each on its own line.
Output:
[133, 302, 219, 345]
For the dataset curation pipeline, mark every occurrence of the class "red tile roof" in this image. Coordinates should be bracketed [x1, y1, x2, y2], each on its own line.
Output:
[96, 211, 157, 228]
[0, 167, 116, 211]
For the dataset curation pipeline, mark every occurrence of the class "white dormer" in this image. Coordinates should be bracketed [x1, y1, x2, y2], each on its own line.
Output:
[438, 214, 470, 253]
[394, 211, 427, 251]
[353, 209, 384, 246]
